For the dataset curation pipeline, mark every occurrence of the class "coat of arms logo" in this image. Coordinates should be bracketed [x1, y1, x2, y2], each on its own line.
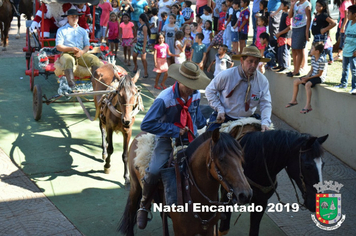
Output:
[311, 180, 346, 230]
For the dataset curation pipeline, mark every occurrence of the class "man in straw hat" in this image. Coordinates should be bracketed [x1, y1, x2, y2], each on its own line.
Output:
[136, 61, 210, 229]
[56, 9, 102, 90]
[206, 45, 272, 132]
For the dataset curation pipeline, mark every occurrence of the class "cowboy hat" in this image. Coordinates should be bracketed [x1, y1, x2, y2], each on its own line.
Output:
[61, 9, 84, 17]
[168, 62, 210, 90]
[232, 45, 271, 62]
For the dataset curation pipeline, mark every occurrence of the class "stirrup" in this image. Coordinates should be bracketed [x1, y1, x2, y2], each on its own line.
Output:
[137, 208, 153, 221]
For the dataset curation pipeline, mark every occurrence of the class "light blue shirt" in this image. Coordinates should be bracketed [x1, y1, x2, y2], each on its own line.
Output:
[252, 0, 261, 13]
[56, 23, 89, 50]
[131, 0, 148, 22]
[165, 14, 185, 28]
[267, 0, 281, 12]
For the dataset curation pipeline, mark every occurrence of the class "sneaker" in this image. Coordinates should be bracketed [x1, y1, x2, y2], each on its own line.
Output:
[271, 66, 281, 71]
[334, 84, 347, 89]
[277, 67, 287, 73]
[350, 88, 356, 95]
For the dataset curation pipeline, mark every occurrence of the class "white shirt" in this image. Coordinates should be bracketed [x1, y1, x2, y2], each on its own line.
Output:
[206, 66, 272, 126]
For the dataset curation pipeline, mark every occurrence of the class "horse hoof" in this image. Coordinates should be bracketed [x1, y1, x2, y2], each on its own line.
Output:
[16, 35, 20, 39]
[218, 231, 229, 236]
[104, 167, 110, 174]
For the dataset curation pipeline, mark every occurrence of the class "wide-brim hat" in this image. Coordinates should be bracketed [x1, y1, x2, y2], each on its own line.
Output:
[61, 9, 84, 17]
[168, 62, 210, 90]
[232, 45, 271, 62]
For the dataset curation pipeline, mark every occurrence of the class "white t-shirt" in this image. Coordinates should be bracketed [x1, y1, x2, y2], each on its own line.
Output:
[158, 0, 173, 21]
[150, 15, 159, 34]
[174, 40, 186, 64]
[202, 29, 211, 44]
[201, 14, 213, 25]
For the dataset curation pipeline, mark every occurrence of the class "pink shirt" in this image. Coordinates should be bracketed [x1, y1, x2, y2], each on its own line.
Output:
[98, 2, 113, 26]
[120, 22, 134, 39]
[255, 26, 267, 50]
[154, 43, 169, 58]
[108, 21, 119, 39]
[339, 0, 352, 28]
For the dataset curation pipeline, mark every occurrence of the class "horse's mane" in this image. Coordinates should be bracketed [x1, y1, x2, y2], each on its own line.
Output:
[240, 129, 324, 169]
[212, 132, 244, 162]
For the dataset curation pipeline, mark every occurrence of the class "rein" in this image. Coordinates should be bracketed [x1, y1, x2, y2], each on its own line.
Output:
[259, 146, 308, 209]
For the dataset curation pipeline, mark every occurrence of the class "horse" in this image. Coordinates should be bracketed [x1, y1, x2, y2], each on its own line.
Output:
[14, 0, 34, 39]
[118, 129, 252, 236]
[0, 0, 12, 51]
[218, 129, 328, 236]
[92, 64, 143, 184]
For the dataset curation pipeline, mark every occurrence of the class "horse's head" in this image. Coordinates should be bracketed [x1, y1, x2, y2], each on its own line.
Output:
[115, 71, 143, 128]
[285, 134, 329, 212]
[208, 129, 252, 205]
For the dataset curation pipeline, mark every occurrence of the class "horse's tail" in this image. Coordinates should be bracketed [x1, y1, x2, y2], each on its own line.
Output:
[118, 183, 142, 236]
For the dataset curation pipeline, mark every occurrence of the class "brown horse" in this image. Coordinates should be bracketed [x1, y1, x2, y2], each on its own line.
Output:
[118, 129, 252, 236]
[0, 0, 12, 51]
[92, 64, 143, 184]
[14, 0, 34, 39]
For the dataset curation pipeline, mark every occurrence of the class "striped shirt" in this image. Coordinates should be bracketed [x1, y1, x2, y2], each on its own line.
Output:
[311, 55, 327, 82]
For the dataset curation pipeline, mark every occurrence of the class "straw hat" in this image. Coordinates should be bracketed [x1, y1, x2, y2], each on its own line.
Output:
[232, 45, 271, 62]
[168, 62, 210, 90]
[61, 9, 84, 17]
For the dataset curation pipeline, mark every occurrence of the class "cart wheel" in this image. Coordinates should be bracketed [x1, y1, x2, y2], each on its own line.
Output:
[33, 84, 43, 121]
[30, 54, 35, 91]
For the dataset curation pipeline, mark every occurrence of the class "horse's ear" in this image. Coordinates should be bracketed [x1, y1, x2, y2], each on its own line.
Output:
[132, 70, 141, 84]
[317, 134, 329, 145]
[211, 128, 220, 143]
[304, 136, 318, 149]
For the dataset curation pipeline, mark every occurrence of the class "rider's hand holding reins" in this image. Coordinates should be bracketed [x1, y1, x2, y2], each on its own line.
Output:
[261, 125, 269, 132]
[216, 113, 225, 123]
[179, 126, 189, 136]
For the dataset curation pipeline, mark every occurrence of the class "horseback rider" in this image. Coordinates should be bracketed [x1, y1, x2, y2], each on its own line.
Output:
[137, 61, 210, 229]
[56, 9, 102, 90]
[9, 0, 20, 17]
[205, 45, 272, 132]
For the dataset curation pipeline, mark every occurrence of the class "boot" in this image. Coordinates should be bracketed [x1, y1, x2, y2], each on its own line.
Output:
[137, 180, 156, 229]
[64, 69, 76, 89]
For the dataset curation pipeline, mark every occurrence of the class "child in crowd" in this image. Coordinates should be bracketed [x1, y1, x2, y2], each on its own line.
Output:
[162, 14, 179, 65]
[231, 0, 241, 54]
[223, 0, 234, 50]
[258, 32, 270, 73]
[207, 44, 234, 77]
[191, 22, 198, 40]
[112, 0, 120, 16]
[182, 24, 193, 60]
[334, 0, 352, 60]
[263, 33, 278, 69]
[175, 31, 187, 64]
[259, 0, 269, 19]
[255, 16, 268, 56]
[149, 8, 159, 50]
[201, 6, 213, 25]
[182, 1, 194, 24]
[191, 33, 207, 69]
[285, 42, 327, 113]
[218, 1, 228, 32]
[287, 0, 311, 77]
[98, 0, 113, 42]
[133, 13, 151, 78]
[324, 36, 333, 64]
[166, 4, 185, 28]
[196, 15, 203, 33]
[153, 32, 179, 89]
[75, 3, 91, 32]
[120, 0, 133, 18]
[202, 20, 213, 48]
[160, 12, 168, 31]
[93, 5, 102, 39]
[311, 0, 336, 44]
[105, 12, 120, 57]
[274, 0, 292, 73]
[120, 13, 135, 66]
[334, 5, 356, 94]
[238, 0, 250, 53]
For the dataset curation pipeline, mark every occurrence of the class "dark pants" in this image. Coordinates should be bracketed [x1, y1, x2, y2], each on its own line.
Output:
[277, 43, 290, 69]
[268, 11, 281, 42]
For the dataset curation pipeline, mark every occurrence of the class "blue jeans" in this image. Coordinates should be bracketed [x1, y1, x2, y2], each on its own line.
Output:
[223, 25, 232, 50]
[144, 136, 172, 184]
[252, 11, 257, 44]
[340, 56, 356, 89]
[277, 43, 290, 68]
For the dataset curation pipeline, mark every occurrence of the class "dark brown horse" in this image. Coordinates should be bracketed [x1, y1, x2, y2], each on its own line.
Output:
[92, 64, 143, 184]
[0, 0, 12, 51]
[14, 0, 34, 39]
[118, 129, 252, 236]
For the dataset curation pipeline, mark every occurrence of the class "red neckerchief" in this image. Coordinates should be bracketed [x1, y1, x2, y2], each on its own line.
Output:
[173, 84, 194, 142]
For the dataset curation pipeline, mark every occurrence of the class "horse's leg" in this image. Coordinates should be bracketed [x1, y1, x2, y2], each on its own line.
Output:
[16, 15, 20, 39]
[122, 128, 132, 185]
[2, 21, 10, 51]
[249, 197, 268, 236]
[218, 188, 232, 235]
[99, 121, 108, 160]
[104, 127, 114, 174]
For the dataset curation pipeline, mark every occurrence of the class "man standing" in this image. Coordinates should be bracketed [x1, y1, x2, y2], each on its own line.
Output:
[205, 45, 272, 132]
[56, 9, 103, 90]
[136, 61, 210, 229]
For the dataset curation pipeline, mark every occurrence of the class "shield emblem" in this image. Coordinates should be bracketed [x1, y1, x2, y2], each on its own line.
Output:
[316, 193, 342, 224]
